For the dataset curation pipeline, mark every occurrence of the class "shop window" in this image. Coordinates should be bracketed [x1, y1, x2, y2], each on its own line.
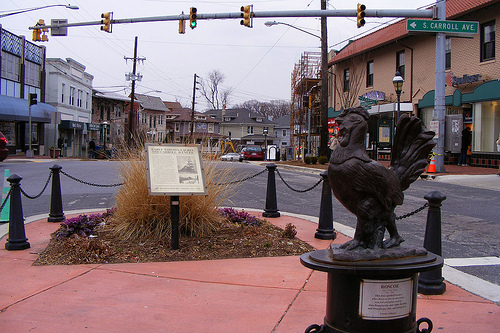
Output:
[366, 60, 374, 87]
[481, 21, 495, 62]
[396, 51, 405, 78]
[343, 68, 350, 92]
[473, 102, 500, 152]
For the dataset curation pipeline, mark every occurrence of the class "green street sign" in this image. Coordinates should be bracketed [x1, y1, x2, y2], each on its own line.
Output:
[407, 19, 478, 34]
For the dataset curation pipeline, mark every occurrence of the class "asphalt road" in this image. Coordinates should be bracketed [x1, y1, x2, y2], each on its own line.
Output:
[1, 158, 499, 291]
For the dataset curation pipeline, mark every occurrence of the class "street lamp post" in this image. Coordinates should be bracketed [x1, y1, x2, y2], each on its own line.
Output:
[393, 71, 404, 124]
[102, 121, 109, 152]
[263, 129, 268, 161]
[265, 12, 329, 158]
[0, 4, 79, 18]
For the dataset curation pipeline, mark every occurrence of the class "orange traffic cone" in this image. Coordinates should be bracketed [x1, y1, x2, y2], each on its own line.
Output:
[427, 155, 436, 173]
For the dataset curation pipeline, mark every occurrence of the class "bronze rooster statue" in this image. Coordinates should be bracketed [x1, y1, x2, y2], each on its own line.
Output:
[328, 107, 435, 251]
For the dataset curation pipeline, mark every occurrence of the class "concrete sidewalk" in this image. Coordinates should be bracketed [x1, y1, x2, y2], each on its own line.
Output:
[0, 211, 498, 332]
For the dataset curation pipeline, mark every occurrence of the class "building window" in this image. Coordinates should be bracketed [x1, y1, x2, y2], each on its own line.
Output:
[396, 51, 405, 78]
[154, 116, 157, 128]
[106, 105, 111, 120]
[61, 83, 65, 103]
[158, 115, 163, 125]
[445, 38, 451, 70]
[208, 123, 214, 133]
[86, 92, 90, 109]
[366, 60, 374, 87]
[69, 87, 75, 105]
[282, 129, 287, 136]
[149, 115, 153, 128]
[77, 90, 83, 107]
[481, 21, 495, 62]
[343, 68, 350, 92]
[247, 126, 254, 134]
[175, 123, 180, 132]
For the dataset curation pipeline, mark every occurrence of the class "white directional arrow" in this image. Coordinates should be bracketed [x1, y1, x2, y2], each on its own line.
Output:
[410, 21, 417, 29]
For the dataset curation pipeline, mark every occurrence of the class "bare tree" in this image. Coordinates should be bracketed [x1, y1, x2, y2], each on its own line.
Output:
[200, 69, 233, 110]
[235, 100, 291, 120]
[334, 55, 367, 109]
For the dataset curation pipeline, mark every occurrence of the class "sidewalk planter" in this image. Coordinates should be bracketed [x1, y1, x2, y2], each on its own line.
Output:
[49, 148, 61, 158]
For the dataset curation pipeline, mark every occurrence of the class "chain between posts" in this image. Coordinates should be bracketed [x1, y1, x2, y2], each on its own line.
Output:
[20, 172, 52, 199]
[276, 169, 323, 193]
[213, 169, 267, 186]
[396, 203, 429, 220]
[60, 170, 123, 187]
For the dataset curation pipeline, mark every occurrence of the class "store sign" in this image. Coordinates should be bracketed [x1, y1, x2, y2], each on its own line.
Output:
[361, 91, 385, 101]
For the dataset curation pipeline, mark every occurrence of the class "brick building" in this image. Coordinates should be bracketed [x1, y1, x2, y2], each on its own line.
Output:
[328, 0, 499, 168]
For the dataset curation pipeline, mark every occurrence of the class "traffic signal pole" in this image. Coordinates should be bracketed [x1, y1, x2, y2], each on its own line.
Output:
[29, 9, 433, 31]
[434, 0, 446, 173]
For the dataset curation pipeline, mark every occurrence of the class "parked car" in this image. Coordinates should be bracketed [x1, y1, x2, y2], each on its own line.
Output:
[0, 132, 8, 162]
[240, 145, 264, 161]
[220, 152, 240, 161]
[239, 148, 246, 162]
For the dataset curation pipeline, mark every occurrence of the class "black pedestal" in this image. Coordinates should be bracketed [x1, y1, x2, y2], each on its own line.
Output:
[301, 246, 443, 333]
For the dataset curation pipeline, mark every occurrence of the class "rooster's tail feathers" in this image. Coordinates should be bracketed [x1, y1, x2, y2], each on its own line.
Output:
[390, 115, 436, 190]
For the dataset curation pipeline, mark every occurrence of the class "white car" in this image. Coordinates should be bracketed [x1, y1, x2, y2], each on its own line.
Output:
[220, 153, 241, 161]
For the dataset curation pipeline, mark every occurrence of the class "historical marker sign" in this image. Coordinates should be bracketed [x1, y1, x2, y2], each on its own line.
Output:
[145, 144, 207, 196]
[407, 19, 479, 34]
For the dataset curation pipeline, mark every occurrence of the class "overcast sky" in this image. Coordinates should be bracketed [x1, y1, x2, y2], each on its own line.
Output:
[2, 0, 434, 111]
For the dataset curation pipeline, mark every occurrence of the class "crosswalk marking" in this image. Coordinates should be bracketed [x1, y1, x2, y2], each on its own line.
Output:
[444, 256, 500, 267]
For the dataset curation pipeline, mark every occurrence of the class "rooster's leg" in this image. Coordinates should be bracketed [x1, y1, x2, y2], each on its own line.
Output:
[384, 213, 404, 248]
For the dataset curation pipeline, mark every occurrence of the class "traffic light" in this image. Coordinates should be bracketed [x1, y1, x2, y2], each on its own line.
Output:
[357, 4, 366, 28]
[240, 5, 253, 28]
[32, 26, 41, 41]
[32, 19, 48, 42]
[101, 12, 113, 32]
[189, 7, 197, 29]
[179, 12, 186, 34]
[29, 93, 37, 106]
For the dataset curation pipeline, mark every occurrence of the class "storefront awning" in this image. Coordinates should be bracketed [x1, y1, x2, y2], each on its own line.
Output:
[0, 95, 54, 123]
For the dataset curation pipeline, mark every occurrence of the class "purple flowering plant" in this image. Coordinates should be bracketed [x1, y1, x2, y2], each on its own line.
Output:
[56, 208, 115, 240]
[218, 207, 260, 227]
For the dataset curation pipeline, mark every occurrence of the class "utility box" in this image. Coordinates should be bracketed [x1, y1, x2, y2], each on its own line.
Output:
[445, 115, 462, 153]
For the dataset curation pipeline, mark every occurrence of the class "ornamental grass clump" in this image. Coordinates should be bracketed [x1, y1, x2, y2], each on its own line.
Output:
[108, 143, 239, 243]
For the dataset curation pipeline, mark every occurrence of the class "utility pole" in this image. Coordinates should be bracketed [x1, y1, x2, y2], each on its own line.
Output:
[319, 0, 329, 157]
[125, 36, 145, 146]
[190, 73, 199, 143]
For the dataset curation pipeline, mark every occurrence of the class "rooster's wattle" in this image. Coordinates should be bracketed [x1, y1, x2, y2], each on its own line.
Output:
[328, 107, 435, 250]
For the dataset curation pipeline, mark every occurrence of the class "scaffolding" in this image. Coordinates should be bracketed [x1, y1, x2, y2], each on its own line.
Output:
[290, 51, 322, 159]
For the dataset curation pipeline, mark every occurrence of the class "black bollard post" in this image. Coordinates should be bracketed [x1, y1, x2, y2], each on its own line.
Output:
[170, 195, 180, 250]
[48, 164, 65, 223]
[418, 191, 447, 295]
[315, 171, 336, 240]
[5, 174, 30, 250]
[262, 163, 280, 218]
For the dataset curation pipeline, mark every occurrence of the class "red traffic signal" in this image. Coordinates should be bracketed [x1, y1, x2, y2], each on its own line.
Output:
[240, 5, 253, 28]
[357, 4, 366, 28]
